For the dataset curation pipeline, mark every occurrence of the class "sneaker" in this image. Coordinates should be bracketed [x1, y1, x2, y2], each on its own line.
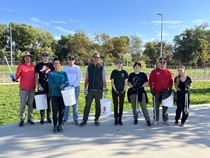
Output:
[79, 121, 87, 127]
[19, 120, 24, 127]
[57, 125, 63, 132]
[40, 120, 44, 124]
[163, 121, 170, 126]
[75, 120, 79, 125]
[153, 121, 159, 125]
[94, 119, 100, 126]
[180, 121, 185, 126]
[175, 120, 178, 125]
[62, 120, 67, 125]
[134, 119, 138, 125]
[146, 120, 151, 126]
[47, 118, 52, 124]
[27, 120, 35, 125]
[53, 126, 58, 133]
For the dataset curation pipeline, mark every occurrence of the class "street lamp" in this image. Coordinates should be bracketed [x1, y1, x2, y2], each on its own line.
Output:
[157, 13, 163, 58]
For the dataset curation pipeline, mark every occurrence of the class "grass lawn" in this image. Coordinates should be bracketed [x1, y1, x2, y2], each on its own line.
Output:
[0, 81, 209, 126]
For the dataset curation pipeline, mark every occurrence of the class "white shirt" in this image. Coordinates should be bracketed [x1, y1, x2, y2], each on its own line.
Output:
[63, 65, 81, 87]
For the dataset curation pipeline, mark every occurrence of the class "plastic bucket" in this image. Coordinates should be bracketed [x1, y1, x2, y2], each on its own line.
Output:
[100, 98, 112, 116]
[35, 94, 47, 110]
[162, 93, 174, 107]
[61, 87, 76, 106]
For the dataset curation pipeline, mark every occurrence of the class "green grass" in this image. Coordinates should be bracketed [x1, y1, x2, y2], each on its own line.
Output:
[0, 81, 209, 125]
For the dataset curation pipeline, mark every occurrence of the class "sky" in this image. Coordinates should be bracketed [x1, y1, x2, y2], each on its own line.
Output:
[1, 0, 210, 44]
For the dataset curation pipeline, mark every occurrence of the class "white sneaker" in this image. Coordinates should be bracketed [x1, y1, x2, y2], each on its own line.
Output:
[153, 121, 159, 125]
[163, 121, 170, 126]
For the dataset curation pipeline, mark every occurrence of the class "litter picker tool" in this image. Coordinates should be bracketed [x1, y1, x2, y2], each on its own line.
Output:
[2, 49, 12, 74]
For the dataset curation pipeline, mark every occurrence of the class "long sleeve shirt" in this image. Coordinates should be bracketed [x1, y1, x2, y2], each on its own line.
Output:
[14, 63, 36, 91]
[149, 68, 173, 94]
[48, 71, 69, 96]
[63, 65, 81, 87]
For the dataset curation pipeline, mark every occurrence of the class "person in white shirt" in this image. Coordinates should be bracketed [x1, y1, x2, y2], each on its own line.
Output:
[62, 55, 82, 125]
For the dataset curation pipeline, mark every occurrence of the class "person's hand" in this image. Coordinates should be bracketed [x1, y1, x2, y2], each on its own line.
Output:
[150, 89, 156, 96]
[38, 84, 44, 91]
[58, 84, 64, 90]
[104, 89, 108, 96]
[133, 85, 139, 92]
[10, 73, 15, 79]
[115, 90, 120, 95]
[84, 88, 88, 95]
[120, 90, 125, 95]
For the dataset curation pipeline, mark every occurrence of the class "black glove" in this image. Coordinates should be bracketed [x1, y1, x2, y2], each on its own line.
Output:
[115, 90, 120, 95]
[133, 86, 139, 92]
[12, 78, 17, 82]
[150, 89, 156, 96]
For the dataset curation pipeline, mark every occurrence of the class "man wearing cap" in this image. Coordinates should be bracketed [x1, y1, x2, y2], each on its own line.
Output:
[149, 57, 173, 125]
[79, 52, 107, 127]
[62, 55, 81, 125]
[110, 59, 128, 125]
[35, 51, 54, 124]
[10, 51, 36, 127]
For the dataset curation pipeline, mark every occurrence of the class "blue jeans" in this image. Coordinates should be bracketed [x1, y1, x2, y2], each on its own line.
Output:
[63, 86, 80, 121]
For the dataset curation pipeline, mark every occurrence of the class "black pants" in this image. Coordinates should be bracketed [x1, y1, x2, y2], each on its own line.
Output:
[112, 92, 125, 119]
[40, 97, 51, 120]
[51, 96, 65, 126]
[175, 93, 190, 123]
[82, 90, 102, 122]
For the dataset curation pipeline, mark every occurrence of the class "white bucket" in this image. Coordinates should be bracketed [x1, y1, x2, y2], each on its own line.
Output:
[100, 98, 112, 116]
[61, 87, 76, 106]
[162, 93, 174, 107]
[35, 94, 47, 110]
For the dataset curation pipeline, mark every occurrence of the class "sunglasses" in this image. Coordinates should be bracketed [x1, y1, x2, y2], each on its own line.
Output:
[160, 62, 166, 64]
[42, 55, 48, 57]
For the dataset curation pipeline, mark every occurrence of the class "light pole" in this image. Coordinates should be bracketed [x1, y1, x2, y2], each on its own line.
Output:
[157, 13, 163, 58]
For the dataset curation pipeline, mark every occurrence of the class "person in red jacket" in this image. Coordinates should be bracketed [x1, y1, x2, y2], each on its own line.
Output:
[149, 57, 173, 125]
[10, 51, 36, 127]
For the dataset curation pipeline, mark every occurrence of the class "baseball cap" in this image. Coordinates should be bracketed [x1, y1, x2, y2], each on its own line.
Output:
[115, 59, 123, 64]
[159, 57, 166, 61]
[68, 55, 75, 60]
[41, 51, 49, 56]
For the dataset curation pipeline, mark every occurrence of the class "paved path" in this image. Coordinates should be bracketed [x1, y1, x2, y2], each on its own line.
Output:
[1, 104, 210, 158]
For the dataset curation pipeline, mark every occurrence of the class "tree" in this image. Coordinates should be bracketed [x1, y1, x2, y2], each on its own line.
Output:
[127, 35, 143, 62]
[173, 23, 210, 66]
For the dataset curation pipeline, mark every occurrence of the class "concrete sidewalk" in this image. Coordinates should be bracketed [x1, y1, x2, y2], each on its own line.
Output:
[1, 104, 210, 158]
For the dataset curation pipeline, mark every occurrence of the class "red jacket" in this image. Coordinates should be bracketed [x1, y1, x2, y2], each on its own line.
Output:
[14, 63, 36, 91]
[149, 68, 173, 94]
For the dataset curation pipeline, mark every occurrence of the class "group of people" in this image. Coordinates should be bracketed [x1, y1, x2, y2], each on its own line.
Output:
[10, 51, 192, 133]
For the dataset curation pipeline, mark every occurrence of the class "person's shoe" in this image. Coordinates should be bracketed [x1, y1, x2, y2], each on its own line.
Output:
[118, 121, 123, 126]
[57, 125, 63, 132]
[153, 121, 159, 125]
[180, 121, 185, 126]
[40, 120, 44, 124]
[146, 120, 151, 126]
[62, 120, 67, 125]
[94, 119, 100, 126]
[114, 118, 118, 126]
[75, 120, 79, 125]
[134, 119, 138, 125]
[47, 118, 52, 123]
[53, 126, 58, 133]
[19, 120, 24, 127]
[79, 121, 87, 127]
[27, 120, 35, 125]
[163, 121, 170, 126]
[175, 120, 178, 125]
